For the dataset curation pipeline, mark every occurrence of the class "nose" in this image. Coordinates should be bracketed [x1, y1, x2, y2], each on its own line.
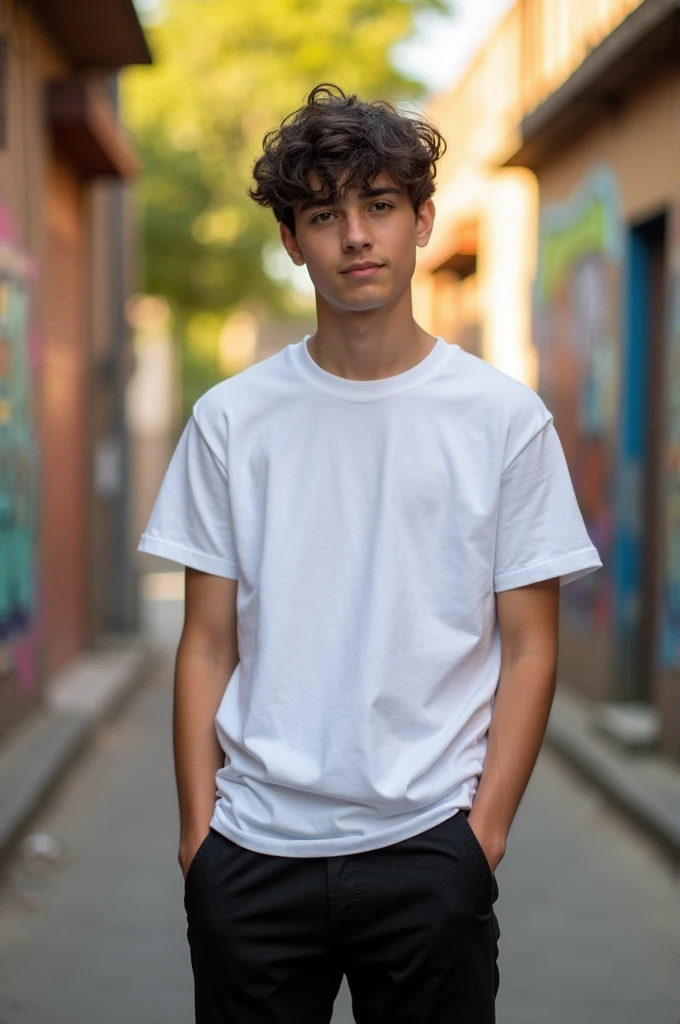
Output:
[341, 211, 372, 252]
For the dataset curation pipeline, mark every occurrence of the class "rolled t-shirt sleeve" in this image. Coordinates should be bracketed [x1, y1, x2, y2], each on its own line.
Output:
[137, 405, 238, 579]
[493, 416, 602, 592]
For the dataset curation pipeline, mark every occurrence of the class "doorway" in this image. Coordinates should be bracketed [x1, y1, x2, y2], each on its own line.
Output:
[615, 212, 668, 702]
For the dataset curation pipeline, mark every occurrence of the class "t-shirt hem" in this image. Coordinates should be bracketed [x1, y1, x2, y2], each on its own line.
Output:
[137, 533, 239, 579]
[208, 802, 467, 858]
[493, 546, 602, 592]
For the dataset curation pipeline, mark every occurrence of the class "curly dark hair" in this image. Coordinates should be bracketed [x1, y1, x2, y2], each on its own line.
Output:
[248, 84, 446, 234]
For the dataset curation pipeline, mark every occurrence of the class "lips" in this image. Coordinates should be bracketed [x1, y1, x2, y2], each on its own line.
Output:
[341, 262, 384, 278]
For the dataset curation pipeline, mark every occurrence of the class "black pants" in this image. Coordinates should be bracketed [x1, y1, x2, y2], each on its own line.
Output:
[184, 810, 500, 1023]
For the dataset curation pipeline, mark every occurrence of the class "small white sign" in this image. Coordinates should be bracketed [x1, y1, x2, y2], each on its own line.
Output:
[94, 437, 122, 498]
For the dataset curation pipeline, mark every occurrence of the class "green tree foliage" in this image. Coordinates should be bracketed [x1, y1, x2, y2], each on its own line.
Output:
[124, 0, 443, 409]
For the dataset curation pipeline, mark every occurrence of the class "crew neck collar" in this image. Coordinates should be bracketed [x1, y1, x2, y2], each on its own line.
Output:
[288, 334, 455, 403]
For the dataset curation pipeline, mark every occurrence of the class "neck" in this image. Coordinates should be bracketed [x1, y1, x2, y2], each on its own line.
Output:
[308, 287, 436, 381]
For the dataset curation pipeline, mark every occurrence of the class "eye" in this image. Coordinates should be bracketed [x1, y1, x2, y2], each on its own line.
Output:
[311, 211, 335, 224]
[372, 202, 393, 213]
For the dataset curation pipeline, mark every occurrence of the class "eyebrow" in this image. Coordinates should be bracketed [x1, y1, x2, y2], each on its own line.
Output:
[300, 186, 402, 212]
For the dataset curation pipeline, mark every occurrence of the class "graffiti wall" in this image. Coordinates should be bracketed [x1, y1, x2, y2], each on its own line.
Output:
[534, 168, 623, 631]
[661, 206, 680, 669]
[0, 205, 43, 701]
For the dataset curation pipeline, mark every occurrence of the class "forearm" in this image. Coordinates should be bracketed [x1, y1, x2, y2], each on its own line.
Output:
[468, 647, 557, 863]
[173, 644, 235, 841]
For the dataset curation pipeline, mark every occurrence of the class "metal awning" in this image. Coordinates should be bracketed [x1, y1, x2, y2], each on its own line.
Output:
[434, 220, 478, 280]
[504, 0, 680, 170]
[47, 78, 140, 179]
[27, 0, 152, 68]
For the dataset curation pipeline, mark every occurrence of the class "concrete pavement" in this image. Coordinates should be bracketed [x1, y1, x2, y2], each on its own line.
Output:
[546, 685, 680, 861]
[0, 639, 154, 865]
[0, 589, 677, 1023]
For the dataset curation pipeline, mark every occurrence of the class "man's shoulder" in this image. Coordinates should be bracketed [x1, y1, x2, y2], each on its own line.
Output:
[194, 344, 295, 419]
[448, 346, 548, 423]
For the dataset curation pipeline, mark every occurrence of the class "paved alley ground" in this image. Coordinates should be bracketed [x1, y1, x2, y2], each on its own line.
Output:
[0, 589, 678, 1024]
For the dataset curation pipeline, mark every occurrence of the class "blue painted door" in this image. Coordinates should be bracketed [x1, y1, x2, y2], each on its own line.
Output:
[614, 214, 666, 701]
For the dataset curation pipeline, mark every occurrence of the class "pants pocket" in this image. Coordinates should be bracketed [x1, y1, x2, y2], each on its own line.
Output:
[184, 829, 216, 892]
[457, 811, 494, 890]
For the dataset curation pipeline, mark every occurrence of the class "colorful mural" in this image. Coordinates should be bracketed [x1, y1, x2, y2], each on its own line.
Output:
[661, 207, 680, 669]
[534, 168, 623, 630]
[0, 205, 42, 697]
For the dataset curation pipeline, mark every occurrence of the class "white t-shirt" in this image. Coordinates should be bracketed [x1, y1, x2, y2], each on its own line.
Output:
[138, 336, 601, 857]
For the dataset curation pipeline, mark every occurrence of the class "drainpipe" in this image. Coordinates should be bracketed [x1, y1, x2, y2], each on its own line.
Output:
[108, 75, 137, 634]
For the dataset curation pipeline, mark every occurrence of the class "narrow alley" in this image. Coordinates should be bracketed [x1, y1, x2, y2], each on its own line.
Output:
[0, 589, 677, 1024]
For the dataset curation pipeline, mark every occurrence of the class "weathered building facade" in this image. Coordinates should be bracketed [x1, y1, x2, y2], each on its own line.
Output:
[0, 1, 150, 737]
[416, 0, 680, 757]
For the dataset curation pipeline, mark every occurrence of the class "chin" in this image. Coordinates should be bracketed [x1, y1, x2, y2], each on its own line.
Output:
[335, 287, 399, 312]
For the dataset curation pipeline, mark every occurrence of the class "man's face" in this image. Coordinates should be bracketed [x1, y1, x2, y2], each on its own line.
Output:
[280, 172, 435, 313]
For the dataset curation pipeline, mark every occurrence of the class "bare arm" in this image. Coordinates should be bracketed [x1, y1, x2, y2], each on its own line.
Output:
[174, 566, 239, 878]
[467, 577, 560, 872]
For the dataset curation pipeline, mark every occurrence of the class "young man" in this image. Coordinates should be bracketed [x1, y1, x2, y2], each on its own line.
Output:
[138, 85, 601, 1023]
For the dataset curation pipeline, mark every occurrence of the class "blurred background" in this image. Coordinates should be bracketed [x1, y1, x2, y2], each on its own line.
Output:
[0, 0, 678, 1021]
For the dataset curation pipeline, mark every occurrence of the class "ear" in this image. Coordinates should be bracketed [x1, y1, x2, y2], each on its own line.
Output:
[280, 223, 306, 267]
[415, 199, 435, 249]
